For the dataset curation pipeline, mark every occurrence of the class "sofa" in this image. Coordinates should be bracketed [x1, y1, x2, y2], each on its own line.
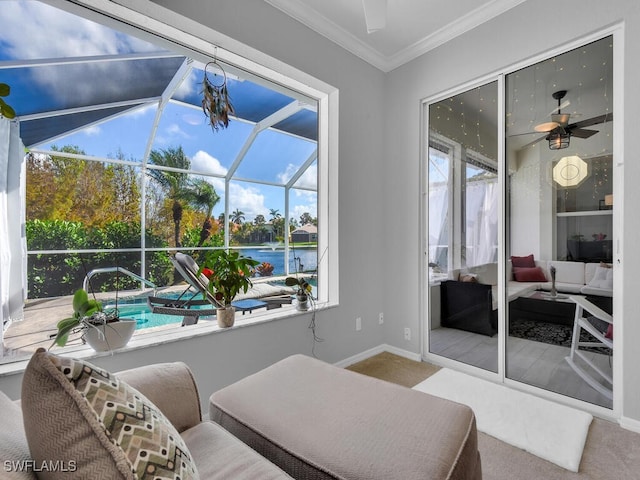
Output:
[439, 259, 613, 335]
[0, 350, 482, 480]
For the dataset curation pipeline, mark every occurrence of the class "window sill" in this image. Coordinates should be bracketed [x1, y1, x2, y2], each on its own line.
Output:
[0, 302, 333, 377]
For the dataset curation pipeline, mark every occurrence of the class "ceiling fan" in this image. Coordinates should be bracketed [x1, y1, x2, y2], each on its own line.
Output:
[520, 90, 613, 150]
[362, 0, 387, 33]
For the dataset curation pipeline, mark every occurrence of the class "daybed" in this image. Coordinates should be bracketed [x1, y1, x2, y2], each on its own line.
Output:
[1, 350, 482, 480]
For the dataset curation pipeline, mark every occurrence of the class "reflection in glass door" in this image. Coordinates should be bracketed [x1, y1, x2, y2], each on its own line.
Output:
[427, 81, 499, 373]
[504, 36, 614, 408]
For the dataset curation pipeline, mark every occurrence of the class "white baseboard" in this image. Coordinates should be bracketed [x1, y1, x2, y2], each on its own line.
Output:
[619, 416, 640, 434]
[334, 344, 421, 368]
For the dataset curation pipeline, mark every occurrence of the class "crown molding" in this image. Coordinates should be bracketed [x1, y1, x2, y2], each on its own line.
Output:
[265, 0, 390, 70]
[265, 0, 527, 72]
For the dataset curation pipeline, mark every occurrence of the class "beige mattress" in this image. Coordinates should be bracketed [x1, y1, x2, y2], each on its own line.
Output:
[210, 354, 481, 480]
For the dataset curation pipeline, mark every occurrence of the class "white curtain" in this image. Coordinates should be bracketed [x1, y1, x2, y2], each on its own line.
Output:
[465, 179, 499, 266]
[428, 184, 449, 270]
[0, 118, 27, 338]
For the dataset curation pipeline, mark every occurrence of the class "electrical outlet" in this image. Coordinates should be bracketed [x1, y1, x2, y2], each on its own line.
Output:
[378, 312, 384, 324]
[404, 327, 411, 341]
[356, 317, 362, 331]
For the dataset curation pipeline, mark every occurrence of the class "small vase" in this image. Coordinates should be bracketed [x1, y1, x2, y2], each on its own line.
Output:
[550, 266, 557, 297]
[83, 319, 136, 352]
[217, 306, 236, 328]
[296, 293, 309, 311]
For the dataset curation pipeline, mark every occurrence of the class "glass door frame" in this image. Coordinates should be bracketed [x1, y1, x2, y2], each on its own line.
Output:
[420, 73, 505, 382]
[420, 26, 623, 420]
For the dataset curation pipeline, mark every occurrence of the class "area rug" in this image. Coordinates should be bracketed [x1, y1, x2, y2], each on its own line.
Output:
[413, 368, 593, 472]
[509, 317, 611, 354]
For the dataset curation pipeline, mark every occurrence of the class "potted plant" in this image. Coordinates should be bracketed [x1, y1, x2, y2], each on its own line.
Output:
[285, 276, 313, 311]
[51, 288, 136, 352]
[199, 249, 259, 328]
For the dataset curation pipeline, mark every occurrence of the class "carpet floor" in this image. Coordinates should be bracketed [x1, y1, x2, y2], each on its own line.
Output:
[346, 352, 640, 479]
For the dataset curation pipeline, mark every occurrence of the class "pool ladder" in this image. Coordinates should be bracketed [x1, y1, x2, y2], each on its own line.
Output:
[83, 267, 157, 296]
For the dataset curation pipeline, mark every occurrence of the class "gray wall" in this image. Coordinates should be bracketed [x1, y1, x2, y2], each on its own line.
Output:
[384, 0, 639, 423]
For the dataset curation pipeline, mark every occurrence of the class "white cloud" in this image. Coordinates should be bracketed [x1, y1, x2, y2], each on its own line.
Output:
[0, 2, 158, 60]
[82, 125, 101, 136]
[166, 123, 191, 139]
[277, 163, 317, 189]
[191, 150, 227, 176]
[292, 201, 317, 221]
[188, 151, 271, 220]
[229, 184, 268, 219]
[0, 2, 172, 107]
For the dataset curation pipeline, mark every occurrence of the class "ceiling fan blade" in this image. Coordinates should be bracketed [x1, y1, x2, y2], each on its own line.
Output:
[569, 112, 613, 129]
[362, 0, 387, 33]
[569, 128, 599, 139]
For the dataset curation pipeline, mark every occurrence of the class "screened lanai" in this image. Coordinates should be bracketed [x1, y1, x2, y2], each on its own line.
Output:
[0, 0, 321, 357]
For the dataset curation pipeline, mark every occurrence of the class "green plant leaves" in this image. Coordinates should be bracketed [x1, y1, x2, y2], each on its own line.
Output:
[0, 83, 15, 119]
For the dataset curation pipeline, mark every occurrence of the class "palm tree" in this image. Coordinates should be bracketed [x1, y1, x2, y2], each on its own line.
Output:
[189, 178, 220, 247]
[269, 208, 282, 238]
[269, 208, 281, 223]
[231, 208, 245, 225]
[147, 146, 191, 248]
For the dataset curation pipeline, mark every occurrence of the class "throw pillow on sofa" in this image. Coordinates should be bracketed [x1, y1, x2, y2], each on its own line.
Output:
[587, 265, 614, 290]
[21, 348, 199, 480]
[513, 266, 547, 282]
[511, 254, 536, 268]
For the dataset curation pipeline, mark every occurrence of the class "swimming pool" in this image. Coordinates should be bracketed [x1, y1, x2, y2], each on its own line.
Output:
[105, 292, 217, 330]
[104, 279, 305, 330]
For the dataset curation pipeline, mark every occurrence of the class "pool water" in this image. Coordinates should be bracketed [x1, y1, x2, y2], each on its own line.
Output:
[116, 304, 216, 330]
[107, 292, 217, 330]
[104, 278, 315, 330]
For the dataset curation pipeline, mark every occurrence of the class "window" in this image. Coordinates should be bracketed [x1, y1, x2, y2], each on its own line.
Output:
[1, 0, 338, 363]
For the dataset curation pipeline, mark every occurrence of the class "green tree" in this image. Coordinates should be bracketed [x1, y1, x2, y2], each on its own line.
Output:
[299, 212, 316, 226]
[254, 214, 266, 225]
[26, 146, 139, 227]
[189, 178, 220, 247]
[147, 146, 191, 248]
[231, 208, 245, 225]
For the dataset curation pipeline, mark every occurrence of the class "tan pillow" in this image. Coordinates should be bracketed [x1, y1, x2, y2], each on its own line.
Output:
[459, 273, 478, 283]
[21, 348, 199, 480]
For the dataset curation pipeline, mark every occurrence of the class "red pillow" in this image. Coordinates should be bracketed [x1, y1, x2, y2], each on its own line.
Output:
[513, 266, 547, 282]
[511, 254, 536, 268]
[605, 324, 613, 340]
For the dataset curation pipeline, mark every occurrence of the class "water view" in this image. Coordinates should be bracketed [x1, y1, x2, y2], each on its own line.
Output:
[237, 246, 318, 277]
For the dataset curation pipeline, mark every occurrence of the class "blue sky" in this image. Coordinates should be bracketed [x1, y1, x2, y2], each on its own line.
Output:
[0, 1, 318, 224]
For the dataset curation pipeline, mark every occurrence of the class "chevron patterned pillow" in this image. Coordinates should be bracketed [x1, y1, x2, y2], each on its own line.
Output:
[21, 349, 199, 480]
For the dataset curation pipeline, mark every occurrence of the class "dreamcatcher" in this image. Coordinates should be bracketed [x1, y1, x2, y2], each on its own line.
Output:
[201, 58, 235, 131]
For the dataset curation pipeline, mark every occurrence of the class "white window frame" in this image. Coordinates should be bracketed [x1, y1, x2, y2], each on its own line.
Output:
[0, 0, 339, 365]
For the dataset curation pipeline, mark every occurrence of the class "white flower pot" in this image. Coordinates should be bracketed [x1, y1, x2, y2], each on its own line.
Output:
[83, 319, 136, 352]
[296, 293, 309, 311]
[217, 306, 236, 328]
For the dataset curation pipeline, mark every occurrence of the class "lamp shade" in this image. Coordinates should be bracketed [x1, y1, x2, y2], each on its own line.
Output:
[553, 155, 589, 187]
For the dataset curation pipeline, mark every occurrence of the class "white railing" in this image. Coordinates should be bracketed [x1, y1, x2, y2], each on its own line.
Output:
[83, 267, 157, 296]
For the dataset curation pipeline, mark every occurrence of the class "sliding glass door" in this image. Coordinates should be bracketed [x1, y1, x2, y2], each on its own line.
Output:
[426, 81, 500, 373]
[504, 36, 614, 409]
[424, 34, 615, 410]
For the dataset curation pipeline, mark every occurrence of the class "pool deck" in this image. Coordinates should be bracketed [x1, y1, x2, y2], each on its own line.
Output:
[1, 285, 196, 361]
